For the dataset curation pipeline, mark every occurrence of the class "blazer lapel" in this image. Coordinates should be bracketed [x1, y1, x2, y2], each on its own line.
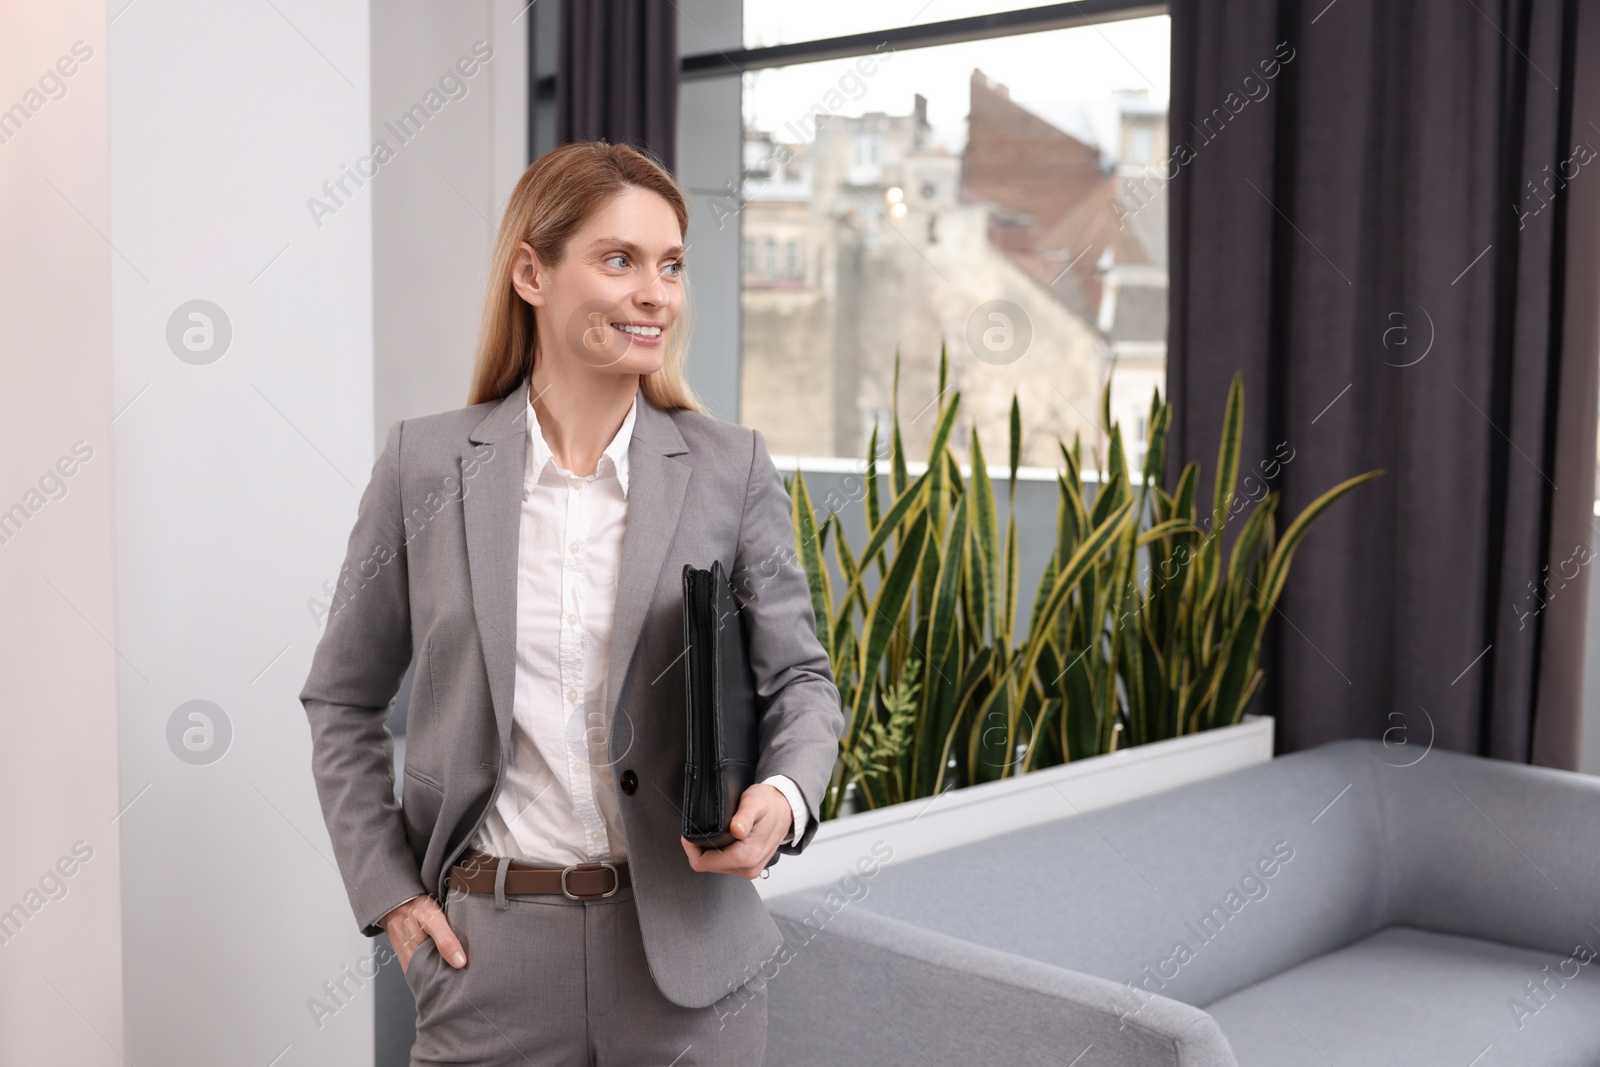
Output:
[605, 390, 690, 735]
[462, 384, 530, 758]
[461, 380, 690, 762]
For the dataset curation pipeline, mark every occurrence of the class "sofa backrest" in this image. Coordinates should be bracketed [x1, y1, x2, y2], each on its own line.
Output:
[824, 738, 1394, 1009]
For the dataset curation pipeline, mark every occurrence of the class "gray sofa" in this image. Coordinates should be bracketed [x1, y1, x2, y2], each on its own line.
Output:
[763, 738, 1600, 1066]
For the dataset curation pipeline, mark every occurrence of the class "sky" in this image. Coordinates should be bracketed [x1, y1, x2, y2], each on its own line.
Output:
[739, 5, 1170, 155]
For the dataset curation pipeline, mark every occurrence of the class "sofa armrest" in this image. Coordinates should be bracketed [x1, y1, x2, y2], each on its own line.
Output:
[763, 895, 1238, 1067]
[1371, 739, 1600, 957]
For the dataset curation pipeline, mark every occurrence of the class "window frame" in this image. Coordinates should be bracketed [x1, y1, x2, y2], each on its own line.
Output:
[681, 1, 1167, 80]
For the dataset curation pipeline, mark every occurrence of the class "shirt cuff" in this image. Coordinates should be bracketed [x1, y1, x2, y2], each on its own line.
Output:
[762, 774, 807, 846]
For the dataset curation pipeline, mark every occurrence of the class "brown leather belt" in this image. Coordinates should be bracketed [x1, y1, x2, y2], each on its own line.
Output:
[448, 847, 630, 900]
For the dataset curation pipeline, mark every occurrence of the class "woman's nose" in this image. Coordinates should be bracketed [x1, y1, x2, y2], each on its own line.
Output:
[636, 269, 669, 308]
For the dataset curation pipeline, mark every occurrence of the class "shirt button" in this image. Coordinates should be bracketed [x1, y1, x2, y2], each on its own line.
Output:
[619, 769, 637, 795]
[568, 540, 581, 554]
[572, 478, 584, 490]
[565, 688, 577, 701]
[566, 612, 578, 625]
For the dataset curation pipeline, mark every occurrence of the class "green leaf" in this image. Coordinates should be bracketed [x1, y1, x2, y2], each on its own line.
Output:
[970, 428, 1001, 639]
[789, 470, 833, 656]
[1027, 553, 1059, 638]
[890, 346, 909, 503]
[926, 491, 969, 689]
[1259, 469, 1385, 611]
[1061, 649, 1098, 760]
[865, 418, 883, 559]
[1143, 388, 1169, 490]
[1226, 495, 1278, 587]
[850, 508, 932, 743]
[830, 516, 865, 665]
[932, 646, 996, 792]
[1137, 518, 1201, 545]
[1014, 497, 1137, 696]
[1211, 371, 1244, 538]
[1210, 604, 1265, 730]
[1002, 515, 1019, 649]
[831, 466, 933, 631]
[1008, 393, 1021, 501]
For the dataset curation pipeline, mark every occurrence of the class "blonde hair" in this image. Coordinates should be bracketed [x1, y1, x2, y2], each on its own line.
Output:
[467, 140, 706, 413]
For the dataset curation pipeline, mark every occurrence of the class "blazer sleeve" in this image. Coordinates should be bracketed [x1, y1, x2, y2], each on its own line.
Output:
[299, 420, 429, 937]
[735, 427, 846, 862]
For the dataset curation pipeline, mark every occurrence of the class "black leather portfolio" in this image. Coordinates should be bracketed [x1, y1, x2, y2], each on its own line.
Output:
[681, 559, 760, 849]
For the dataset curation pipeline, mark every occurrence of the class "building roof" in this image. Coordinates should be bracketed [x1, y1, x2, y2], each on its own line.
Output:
[962, 70, 1168, 327]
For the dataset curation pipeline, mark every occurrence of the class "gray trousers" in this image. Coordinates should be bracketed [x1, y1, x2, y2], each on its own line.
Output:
[402, 878, 768, 1066]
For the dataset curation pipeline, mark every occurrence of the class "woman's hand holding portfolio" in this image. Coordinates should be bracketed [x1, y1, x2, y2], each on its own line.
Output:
[679, 782, 792, 879]
[382, 893, 467, 976]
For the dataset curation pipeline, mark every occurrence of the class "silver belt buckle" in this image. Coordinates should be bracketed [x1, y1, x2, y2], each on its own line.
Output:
[561, 861, 619, 899]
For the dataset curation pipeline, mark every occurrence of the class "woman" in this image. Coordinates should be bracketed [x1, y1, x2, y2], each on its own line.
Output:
[299, 141, 845, 1066]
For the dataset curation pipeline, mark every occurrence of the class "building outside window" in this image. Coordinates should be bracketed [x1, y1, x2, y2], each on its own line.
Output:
[730, 4, 1171, 472]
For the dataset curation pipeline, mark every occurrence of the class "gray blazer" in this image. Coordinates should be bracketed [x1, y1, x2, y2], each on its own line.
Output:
[299, 381, 846, 1009]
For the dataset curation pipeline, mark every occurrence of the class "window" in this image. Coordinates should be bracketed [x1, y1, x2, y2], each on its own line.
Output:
[851, 131, 880, 166]
[1131, 126, 1153, 162]
[707, 4, 1171, 464]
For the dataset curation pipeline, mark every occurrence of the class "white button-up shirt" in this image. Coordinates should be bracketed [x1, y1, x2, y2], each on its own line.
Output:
[469, 384, 807, 867]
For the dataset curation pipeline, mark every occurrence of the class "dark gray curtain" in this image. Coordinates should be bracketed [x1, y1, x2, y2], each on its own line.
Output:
[555, 0, 679, 171]
[1167, 0, 1600, 767]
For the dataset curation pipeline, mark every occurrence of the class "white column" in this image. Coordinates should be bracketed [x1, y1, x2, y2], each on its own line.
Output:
[0, 4, 122, 1066]
[1, 1, 379, 1064]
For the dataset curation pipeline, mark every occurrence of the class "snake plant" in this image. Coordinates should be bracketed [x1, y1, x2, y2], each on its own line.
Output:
[782, 345, 1383, 820]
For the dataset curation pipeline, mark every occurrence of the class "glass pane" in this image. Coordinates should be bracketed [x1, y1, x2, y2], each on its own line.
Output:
[738, 14, 1171, 469]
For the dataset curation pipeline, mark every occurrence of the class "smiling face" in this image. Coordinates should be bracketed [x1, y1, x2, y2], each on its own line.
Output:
[513, 185, 686, 379]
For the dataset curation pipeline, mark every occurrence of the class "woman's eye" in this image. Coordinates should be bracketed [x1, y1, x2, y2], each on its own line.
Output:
[604, 254, 683, 277]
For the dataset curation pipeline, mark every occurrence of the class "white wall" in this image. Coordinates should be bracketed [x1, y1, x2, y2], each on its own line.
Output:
[371, 0, 530, 449]
[109, 1, 377, 1063]
[0, 4, 122, 1065]
[1, 0, 382, 1063]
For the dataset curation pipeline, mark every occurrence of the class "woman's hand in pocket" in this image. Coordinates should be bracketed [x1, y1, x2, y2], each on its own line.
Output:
[381, 894, 467, 974]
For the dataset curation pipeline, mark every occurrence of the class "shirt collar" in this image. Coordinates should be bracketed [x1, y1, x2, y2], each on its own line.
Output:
[525, 383, 639, 497]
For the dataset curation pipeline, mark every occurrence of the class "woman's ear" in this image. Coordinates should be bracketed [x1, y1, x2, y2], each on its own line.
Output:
[511, 241, 545, 307]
